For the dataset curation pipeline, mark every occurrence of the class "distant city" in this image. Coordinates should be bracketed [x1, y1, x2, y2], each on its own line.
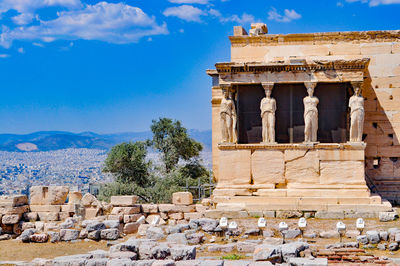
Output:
[0, 149, 112, 195]
[0, 131, 212, 196]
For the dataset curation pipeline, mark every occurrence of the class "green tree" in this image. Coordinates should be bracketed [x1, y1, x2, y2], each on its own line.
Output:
[102, 141, 151, 201]
[151, 118, 203, 172]
[99, 118, 212, 203]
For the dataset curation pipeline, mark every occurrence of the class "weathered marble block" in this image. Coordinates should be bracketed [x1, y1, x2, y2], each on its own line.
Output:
[320, 161, 365, 185]
[218, 149, 251, 187]
[251, 150, 284, 186]
[285, 150, 319, 184]
[30, 186, 69, 205]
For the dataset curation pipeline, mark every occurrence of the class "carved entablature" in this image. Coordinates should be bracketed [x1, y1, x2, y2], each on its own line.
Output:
[214, 58, 370, 85]
[229, 30, 400, 47]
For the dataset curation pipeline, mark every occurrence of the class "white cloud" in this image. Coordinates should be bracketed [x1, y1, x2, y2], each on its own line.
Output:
[220, 13, 254, 24]
[12, 13, 36, 25]
[18, 47, 25, 53]
[346, 0, 400, 6]
[163, 5, 205, 22]
[32, 42, 44, 47]
[169, 0, 210, 4]
[268, 7, 301, 23]
[337, 2, 345, 7]
[0, 0, 82, 14]
[0, 2, 168, 48]
[1, 0, 83, 26]
[0, 54, 10, 58]
[209, 9, 254, 24]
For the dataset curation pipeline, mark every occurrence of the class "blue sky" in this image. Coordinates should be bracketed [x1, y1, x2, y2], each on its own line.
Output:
[0, 0, 398, 134]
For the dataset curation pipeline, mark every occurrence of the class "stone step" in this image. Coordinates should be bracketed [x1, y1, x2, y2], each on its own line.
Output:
[213, 197, 392, 212]
[213, 196, 381, 205]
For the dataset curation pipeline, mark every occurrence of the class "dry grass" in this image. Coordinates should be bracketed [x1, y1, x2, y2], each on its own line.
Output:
[0, 240, 108, 261]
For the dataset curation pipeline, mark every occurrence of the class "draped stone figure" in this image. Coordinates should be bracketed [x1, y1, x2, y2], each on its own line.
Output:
[220, 88, 237, 143]
[303, 82, 319, 143]
[349, 82, 365, 142]
[260, 83, 276, 143]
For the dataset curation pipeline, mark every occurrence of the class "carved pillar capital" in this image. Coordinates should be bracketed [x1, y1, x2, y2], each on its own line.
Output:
[304, 82, 317, 90]
[351, 81, 363, 90]
[262, 82, 274, 90]
[220, 83, 232, 91]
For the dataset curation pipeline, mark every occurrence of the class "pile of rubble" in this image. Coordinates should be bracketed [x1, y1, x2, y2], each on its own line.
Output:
[0, 188, 212, 243]
[0, 195, 29, 240]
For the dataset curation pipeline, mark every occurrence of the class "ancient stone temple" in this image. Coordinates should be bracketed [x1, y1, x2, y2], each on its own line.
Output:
[207, 23, 400, 215]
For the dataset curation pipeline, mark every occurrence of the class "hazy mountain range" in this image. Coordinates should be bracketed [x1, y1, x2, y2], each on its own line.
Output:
[0, 130, 212, 152]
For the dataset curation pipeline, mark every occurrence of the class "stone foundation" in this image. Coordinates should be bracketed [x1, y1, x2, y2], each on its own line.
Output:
[212, 143, 392, 215]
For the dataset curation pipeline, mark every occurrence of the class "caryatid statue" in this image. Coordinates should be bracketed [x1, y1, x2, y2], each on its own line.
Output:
[260, 83, 276, 143]
[220, 86, 237, 143]
[349, 81, 365, 142]
[303, 82, 319, 143]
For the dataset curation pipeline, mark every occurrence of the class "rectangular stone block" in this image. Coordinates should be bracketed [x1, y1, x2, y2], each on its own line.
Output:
[2, 214, 21, 224]
[37, 212, 59, 222]
[0, 195, 28, 207]
[47, 186, 69, 205]
[169, 212, 184, 220]
[315, 211, 345, 219]
[110, 206, 140, 215]
[141, 204, 158, 213]
[251, 150, 285, 185]
[59, 212, 71, 221]
[212, 189, 252, 196]
[253, 189, 287, 197]
[262, 211, 275, 218]
[368, 54, 400, 77]
[110, 196, 138, 207]
[218, 149, 251, 187]
[233, 26, 247, 36]
[184, 212, 203, 220]
[158, 204, 195, 213]
[30, 186, 47, 205]
[319, 150, 364, 161]
[329, 43, 360, 55]
[298, 197, 338, 205]
[392, 42, 400, 53]
[0, 205, 30, 215]
[123, 222, 140, 234]
[85, 208, 101, 219]
[107, 214, 123, 222]
[285, 150, 320, 184]
[337, 197, 372, 205]
[360, 42, 392, 55]
[30, 205, 61, 212]
[172, 192, 193, 205]
[123, 214, 142, 223]
[297, 204, 327, 211]
[61, 205, 75, 213]
[320, 161, 365, 185]
[68, 191, 82, 205]
[195, 204, 208, 212]
[29, 186, 69, 205]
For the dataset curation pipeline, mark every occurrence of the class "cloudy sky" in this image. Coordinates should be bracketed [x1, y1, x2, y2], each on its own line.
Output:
[0, 0, 398, 134]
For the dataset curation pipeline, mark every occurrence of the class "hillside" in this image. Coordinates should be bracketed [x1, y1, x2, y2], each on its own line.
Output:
[0, 130, 212, 152]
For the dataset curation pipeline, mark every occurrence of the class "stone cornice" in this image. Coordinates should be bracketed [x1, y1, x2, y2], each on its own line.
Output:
[218, 142, 366, 150]
[215, 58, 370, 75]
[229, 30, 400, 46]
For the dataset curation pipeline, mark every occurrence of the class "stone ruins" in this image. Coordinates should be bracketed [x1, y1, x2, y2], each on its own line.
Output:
[207, 23, 400, 216]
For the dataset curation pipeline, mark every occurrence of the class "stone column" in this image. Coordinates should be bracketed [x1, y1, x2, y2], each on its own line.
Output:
[261, 82, 276, 143]
[303, 82, 319, 143]
[349, 81, 365, 143]
[220, 84, 237, 143]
